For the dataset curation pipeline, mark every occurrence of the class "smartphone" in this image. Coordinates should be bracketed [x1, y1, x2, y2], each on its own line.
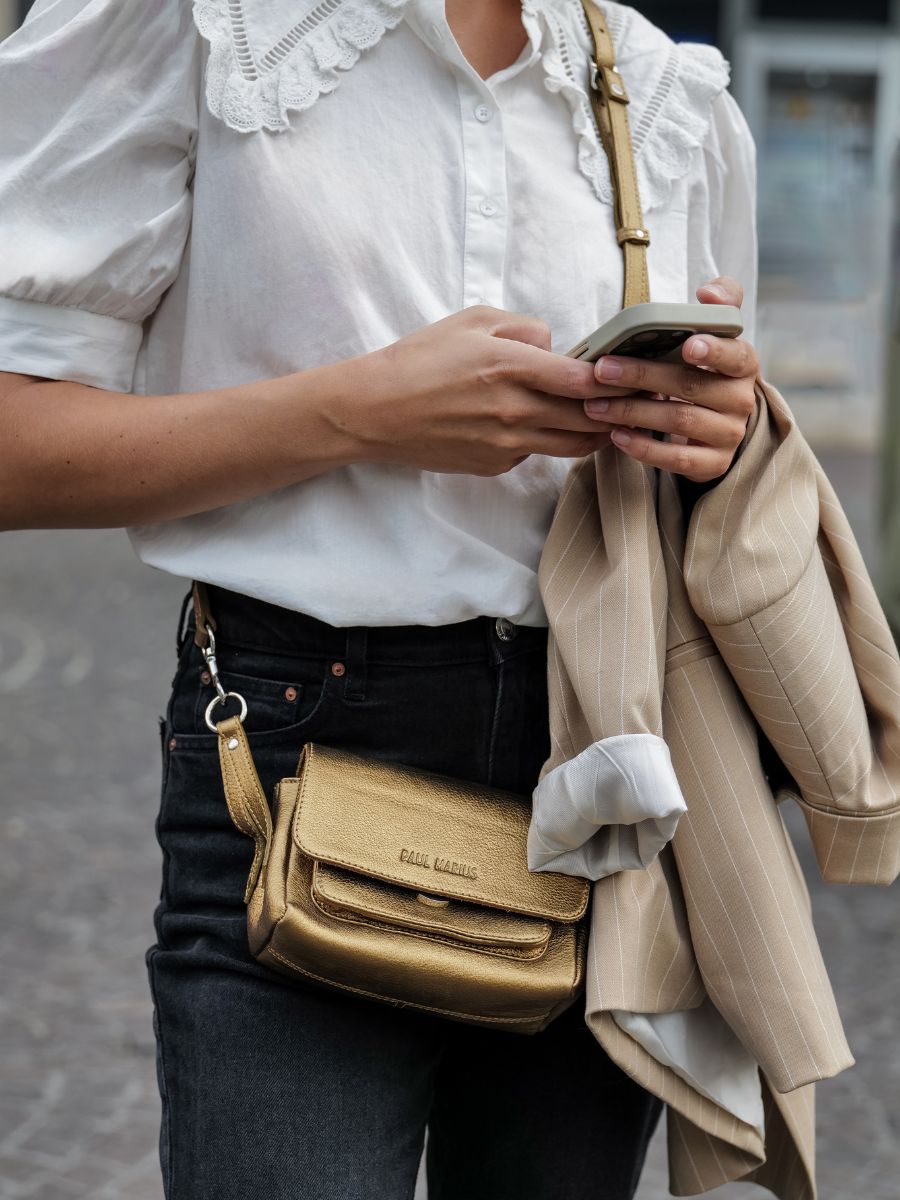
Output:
[566, 302, 743, 365]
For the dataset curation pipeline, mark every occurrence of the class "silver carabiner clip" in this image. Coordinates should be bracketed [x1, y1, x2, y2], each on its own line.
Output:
[200, 624, 248, 731]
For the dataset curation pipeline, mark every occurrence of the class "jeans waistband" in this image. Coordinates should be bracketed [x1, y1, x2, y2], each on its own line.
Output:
[183, 584, 548, 668]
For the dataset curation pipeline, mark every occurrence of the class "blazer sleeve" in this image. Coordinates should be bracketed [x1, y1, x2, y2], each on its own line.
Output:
[681, 379, 900, 885]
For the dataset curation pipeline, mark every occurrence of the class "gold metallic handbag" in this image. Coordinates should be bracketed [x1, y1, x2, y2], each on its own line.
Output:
[197, 575, 589, 1032]
[199, 0, 649, 1034]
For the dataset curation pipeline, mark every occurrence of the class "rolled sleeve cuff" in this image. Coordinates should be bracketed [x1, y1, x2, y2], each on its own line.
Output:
[0, 296, 142, 391]
[527, 734, 687, 880]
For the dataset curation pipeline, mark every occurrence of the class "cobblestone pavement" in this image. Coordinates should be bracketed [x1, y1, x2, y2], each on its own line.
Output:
[1, 450, 897, 1200]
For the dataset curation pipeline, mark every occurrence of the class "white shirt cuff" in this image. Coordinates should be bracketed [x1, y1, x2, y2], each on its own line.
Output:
[527, 733, 687, 880]
[0, 296, 142, 391]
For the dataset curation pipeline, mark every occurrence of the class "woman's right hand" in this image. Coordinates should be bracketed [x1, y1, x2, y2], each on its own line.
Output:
[331, 306, 637, 476]
[0, 306, 636, 531]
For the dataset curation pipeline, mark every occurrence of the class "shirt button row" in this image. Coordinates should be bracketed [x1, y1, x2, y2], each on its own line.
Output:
[478, 198, 499, 218]
[474, 103, 493, 122]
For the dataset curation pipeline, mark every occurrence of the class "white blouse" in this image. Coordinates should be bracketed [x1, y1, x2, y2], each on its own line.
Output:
[0, 0, 758, 627]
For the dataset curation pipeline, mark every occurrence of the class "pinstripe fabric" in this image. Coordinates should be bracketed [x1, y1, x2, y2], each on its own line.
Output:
[537, 376, 900, 1197]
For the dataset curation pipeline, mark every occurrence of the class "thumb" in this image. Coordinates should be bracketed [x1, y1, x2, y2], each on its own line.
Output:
[696, 276, 743, 307]
[481, 308, 553, 353]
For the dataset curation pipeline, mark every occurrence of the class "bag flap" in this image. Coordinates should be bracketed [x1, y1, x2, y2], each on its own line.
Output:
[287, 744, 589, 922]
[312, 863, 552, 952]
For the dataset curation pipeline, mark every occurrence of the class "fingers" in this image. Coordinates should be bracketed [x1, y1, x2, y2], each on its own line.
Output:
[530, 429, 612, 458]
[680, 334, 759, 380]
[696, 276, 743, 308]
[583, 394, 746, 447]
[606, 427, 736, 483]
[489, 337, 641, 401]
[479, 306, 554, 353]
[593, 348, 757, 413]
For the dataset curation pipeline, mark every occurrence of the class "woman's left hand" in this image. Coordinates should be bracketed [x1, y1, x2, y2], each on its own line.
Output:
[583, 277, 759, 483]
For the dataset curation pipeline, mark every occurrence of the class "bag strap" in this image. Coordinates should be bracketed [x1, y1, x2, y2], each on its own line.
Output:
[193, 580, 214, 650]
[578, 0, 651, 308]
[216, 714, 273, 903]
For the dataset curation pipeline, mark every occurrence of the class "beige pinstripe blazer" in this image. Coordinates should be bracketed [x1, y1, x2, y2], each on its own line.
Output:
[536, 376, 900, 1198]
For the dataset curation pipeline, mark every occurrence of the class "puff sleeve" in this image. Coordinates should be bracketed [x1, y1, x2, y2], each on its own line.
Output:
[0, 0, 200, 391]
[687, 86, 759, 353]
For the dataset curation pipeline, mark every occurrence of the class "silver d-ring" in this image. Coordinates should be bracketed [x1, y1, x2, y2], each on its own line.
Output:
[204, 691, 248, 732]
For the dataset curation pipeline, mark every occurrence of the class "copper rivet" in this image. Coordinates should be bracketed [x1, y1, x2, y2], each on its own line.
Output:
[331, 662, 346, 677]
[168, 737, 177, 751]
[200, 670, 211, 685]
[285, 686, 298, 701]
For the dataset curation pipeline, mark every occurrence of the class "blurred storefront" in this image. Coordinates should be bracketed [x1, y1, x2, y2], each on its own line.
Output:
[642, 0, 900, 450]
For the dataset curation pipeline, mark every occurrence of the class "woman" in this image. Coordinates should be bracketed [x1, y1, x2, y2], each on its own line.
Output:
[0, 0, 761, 1195]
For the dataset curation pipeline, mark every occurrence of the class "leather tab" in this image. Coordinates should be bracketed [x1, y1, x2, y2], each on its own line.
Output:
[616, 227, 650, 246]
[595, 63, 629, 103]
[217, 716, 272, 903]
[192, 581, 217, 650]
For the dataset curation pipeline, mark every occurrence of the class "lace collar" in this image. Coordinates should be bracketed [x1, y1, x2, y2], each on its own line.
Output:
[193, 0, 731, 209]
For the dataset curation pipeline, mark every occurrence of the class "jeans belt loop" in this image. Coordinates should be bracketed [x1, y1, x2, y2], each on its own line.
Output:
[343, 627, 368, 702]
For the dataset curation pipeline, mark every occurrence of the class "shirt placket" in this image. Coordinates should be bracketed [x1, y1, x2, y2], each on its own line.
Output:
[458, 80, 508, 309]
[411, 0, 541, 311]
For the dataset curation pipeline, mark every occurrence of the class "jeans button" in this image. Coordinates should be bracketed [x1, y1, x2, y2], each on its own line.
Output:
[495, 617, 517, 642]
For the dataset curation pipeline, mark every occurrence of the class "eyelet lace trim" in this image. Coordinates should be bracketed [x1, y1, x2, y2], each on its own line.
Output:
[532, 0, 732, 210]
[193, 0, 411, 132]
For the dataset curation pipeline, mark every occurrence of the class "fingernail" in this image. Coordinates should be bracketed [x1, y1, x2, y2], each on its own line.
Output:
[586, 399, 610, 415]
[611, 429, 632, 447]
[690, 338, 709, 360]
[596, 357, 624, 380]
[704, 283, 726, 298]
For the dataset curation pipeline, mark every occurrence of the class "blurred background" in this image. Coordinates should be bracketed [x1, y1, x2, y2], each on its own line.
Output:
[1, 1, 898, 1198]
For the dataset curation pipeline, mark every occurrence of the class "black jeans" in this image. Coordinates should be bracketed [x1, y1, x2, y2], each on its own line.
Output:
[146, 586, 662, 1199]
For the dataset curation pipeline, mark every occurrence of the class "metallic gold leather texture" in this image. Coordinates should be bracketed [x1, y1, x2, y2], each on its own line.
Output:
[216, 721, 589, 1033]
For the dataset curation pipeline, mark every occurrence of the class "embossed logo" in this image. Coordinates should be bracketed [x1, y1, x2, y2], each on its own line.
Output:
[434, 858, 478, 881]
[399, 848, 430, 868]
[398, 848, 478, 881]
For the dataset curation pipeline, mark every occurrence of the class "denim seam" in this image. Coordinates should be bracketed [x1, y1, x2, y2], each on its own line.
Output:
[486, 662, 505, 787]
[145, 947, 175, 1198]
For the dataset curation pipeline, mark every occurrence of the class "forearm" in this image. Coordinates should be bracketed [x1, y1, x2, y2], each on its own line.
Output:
[0, 357, 374, 530]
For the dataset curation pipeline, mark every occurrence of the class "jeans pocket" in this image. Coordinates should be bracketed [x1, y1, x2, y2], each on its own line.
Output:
[167, 641, 335, 746]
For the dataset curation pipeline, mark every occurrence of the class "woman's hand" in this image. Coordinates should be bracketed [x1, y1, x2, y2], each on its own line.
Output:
[582, 277, 759, 483]
[339, 305, 637, 477]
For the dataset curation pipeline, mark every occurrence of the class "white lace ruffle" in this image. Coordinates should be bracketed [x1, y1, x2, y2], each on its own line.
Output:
[193, 0, 411, 133]
[192, 0, 732, 202]
[534, 0, 732, 210]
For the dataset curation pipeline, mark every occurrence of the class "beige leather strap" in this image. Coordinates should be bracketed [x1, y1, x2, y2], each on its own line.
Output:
[579, 0, 651, 308]
[217, 715, 273, 903]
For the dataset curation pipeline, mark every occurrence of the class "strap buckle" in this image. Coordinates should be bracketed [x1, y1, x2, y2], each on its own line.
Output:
[590, 60, 629, 103]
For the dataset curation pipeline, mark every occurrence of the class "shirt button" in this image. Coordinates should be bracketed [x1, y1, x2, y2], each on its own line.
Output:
[479, 198, 499, 218]
[474, 103, 493, 122]
[495, 617, 517, 642]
